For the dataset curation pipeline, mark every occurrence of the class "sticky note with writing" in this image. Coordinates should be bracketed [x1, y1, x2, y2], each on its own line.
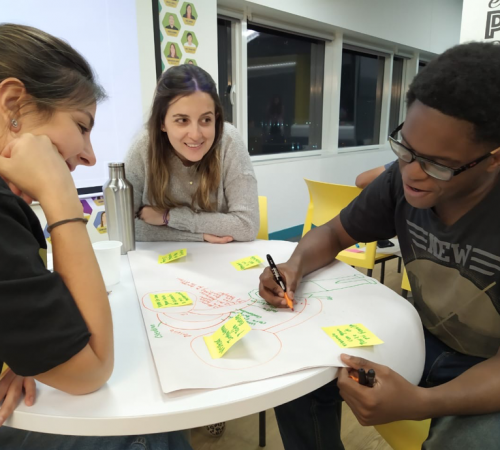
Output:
[158, 249, 187, 264]
[322, 323, 384, 348]
[150, 292, 193, 309]
[231, 255, 263, 271]
[203, 314, 251, 358]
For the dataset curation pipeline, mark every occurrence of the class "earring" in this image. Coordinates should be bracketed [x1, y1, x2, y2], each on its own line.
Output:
[11, 119, 18, 128]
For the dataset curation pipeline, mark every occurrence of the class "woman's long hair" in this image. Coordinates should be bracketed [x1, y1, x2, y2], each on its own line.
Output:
[147, 64, 224, 212]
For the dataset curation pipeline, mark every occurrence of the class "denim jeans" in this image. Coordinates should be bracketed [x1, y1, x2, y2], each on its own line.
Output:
[275, 328, 500, 450]
[0, 429, 192, 450]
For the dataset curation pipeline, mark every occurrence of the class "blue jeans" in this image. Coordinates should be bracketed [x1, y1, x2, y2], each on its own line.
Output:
[0, 429, 192, 450]
[275, 328, 500, 450]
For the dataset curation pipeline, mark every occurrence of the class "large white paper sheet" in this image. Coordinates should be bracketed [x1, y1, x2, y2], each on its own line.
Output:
[128, 241, 419, 393]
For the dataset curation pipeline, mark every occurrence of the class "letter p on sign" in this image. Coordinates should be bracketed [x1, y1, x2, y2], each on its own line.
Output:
[486, 11, 500, 39]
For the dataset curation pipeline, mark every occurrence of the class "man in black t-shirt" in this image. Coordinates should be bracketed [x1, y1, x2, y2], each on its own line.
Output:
[259, 42, 500, 450]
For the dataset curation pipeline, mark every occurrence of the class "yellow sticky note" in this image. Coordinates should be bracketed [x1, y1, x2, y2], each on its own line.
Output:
[322, 323, 384, 348]
[158, 249, 187, 264]
[231, 255, 263, 271]
[203, 314, 252, 359]
[150, 292, 193, 309]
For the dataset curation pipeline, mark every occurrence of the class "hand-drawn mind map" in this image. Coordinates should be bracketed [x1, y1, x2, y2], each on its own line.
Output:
[140, 274, 378, 372]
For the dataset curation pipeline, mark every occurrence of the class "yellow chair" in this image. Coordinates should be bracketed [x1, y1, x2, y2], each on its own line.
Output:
[257, 196, 269, 240]
[375, 269, 430, 449]
[375, 419, 431, 450]
[302, 179, 397, 281]
[401, 268, 411, 298]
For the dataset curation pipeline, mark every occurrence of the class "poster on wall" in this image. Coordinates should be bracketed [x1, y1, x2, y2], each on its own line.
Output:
[461, 0, 500, 43]
[155, 0, 217, 83]
[158, 0, 199, 70]
[156, 0, 219, 78]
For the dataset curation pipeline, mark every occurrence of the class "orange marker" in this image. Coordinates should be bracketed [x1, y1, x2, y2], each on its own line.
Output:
[266, 254, 294, 311]
[284, 292, 294, 311]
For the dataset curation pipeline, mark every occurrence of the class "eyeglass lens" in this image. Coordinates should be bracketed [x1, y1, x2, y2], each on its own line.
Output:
[390, 140, 453, 181]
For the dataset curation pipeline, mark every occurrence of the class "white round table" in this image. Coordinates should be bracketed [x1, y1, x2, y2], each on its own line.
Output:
[6, 241, 425, 436]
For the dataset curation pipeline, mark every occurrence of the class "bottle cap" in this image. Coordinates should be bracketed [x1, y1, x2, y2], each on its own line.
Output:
[108, 162, 125, 168]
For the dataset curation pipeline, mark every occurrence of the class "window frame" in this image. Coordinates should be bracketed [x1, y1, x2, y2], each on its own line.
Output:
[219, 10, 332, 162]
[245, 21, 326, 159]
[217, 15, 237, 124]
[388, 55, 406, 136]
[336, 42, 393, 153]
[216, 8, 433, 162]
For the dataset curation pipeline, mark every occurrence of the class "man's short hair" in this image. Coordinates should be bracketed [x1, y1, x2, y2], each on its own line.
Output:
[407, 42, 500, 147]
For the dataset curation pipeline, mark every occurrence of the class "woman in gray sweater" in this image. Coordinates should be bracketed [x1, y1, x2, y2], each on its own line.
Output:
[125, 64, 259, 243]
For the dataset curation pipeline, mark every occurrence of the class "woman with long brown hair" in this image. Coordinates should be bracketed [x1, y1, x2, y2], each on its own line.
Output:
[126, 64, 259, 243]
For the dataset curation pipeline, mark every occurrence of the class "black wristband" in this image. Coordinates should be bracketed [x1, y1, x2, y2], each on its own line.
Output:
[47, 217, 88, 233]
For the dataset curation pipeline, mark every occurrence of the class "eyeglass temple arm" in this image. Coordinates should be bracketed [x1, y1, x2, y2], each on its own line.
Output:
[389, 122, 405, 138]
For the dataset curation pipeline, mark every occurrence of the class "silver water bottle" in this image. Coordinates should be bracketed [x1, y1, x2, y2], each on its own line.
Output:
[103, 163, 135, 254]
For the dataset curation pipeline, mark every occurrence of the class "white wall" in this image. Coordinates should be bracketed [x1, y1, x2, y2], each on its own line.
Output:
[2, 0, 145, 189]
[461, 0, 500, 43]
[222, 0, 463, 55]
[256, 147, 393, 234]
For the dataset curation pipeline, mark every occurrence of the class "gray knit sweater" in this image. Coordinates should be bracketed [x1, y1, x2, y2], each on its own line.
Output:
[124, 123, 259, 242]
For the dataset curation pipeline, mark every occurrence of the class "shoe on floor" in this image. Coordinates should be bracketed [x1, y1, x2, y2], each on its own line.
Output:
[203, 422, 226, 437]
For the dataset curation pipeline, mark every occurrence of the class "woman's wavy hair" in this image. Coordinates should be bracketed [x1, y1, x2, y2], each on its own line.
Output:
[147, 64, 224, 212]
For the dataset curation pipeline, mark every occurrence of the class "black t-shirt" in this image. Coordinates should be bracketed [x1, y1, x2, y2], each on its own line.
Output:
[0, 178, 90, 376]
[341, 163, 500, 358]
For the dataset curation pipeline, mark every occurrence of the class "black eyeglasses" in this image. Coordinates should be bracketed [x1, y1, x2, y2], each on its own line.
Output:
[388, 123, 500, 181]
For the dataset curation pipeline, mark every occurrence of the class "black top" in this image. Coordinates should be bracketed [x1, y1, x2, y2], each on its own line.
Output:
[341, 163, 500, 358]
[0, 178, 90, 376]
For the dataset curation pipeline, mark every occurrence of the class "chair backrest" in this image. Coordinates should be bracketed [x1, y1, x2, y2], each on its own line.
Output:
[302, 179, 362, 237]
[257, 196, 269, 240]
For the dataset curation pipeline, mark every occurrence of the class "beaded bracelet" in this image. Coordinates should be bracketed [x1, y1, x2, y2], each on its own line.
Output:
[47, 217, 89, 233]
[163, 209, 169, 226]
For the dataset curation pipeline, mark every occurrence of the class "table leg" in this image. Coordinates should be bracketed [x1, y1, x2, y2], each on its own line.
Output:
[380, 261, 386, 284]
[259, 410, 266, 447]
